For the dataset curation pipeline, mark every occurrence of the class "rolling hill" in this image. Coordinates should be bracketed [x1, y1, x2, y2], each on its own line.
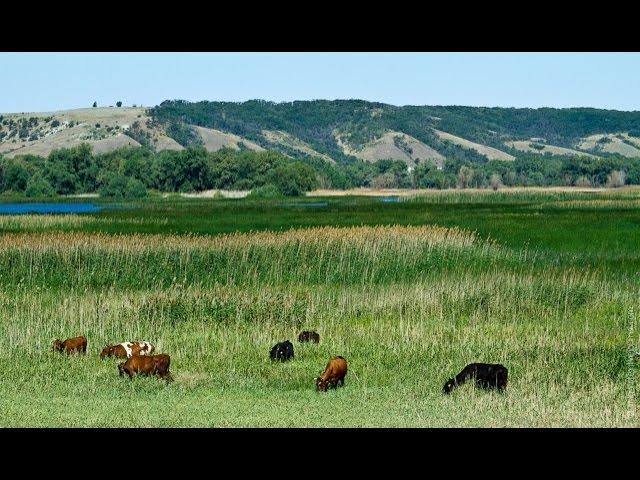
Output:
[3, 100, 640, 168]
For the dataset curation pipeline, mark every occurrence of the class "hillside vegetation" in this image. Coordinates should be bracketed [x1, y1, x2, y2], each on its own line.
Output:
[3, 100, 640, 196]
[148, 100, 640, 162]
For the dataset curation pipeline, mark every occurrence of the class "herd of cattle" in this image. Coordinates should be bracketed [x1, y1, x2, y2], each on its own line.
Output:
[52, 330, 508, 394]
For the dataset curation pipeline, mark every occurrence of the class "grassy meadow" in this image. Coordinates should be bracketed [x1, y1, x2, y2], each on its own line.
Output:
[0, 189, 638, 427]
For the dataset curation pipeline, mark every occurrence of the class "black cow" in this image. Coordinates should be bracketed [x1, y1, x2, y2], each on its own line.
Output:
[298, 330, 320, 343]
[443, 363, 508, 394]
[270, 340, 294, 361]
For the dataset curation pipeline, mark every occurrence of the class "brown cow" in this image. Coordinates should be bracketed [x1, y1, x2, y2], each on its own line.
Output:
[118, 354, 172, 382]
[315, 356, 347, 392]
[100, 341, 155, 359]
[52, 336, 87, 354]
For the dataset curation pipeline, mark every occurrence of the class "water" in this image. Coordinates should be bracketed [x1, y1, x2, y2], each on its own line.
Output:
[380, 196, 401, 203]
[0, 203, 103, 215]
[285, 202, 329, 208]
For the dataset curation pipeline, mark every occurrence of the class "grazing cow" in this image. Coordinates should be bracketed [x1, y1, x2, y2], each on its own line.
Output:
[100, 341, 155, 359]
[443, 363, 508, 394]
[270, 340, 294, 361]
[118, 354, 172, 382]
[315, 356, 348, 392]
[52, 336, 87, 354]
[298, 330, 320, 343]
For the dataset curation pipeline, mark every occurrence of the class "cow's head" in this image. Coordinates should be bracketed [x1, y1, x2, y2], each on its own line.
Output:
[272, 345, 285, 360]
[315, 377, 328, 392]
[51, 340, 64, 352]
[443, 378, 456, 395]
[100, 345, 113, 359]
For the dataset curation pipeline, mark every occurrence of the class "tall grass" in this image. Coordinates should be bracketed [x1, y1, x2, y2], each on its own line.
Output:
[0, 219, 636, 426]
[0, 226, 525, 289]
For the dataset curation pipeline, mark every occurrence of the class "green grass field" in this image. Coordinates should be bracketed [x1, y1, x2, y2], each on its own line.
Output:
[0, 189, 638, 427]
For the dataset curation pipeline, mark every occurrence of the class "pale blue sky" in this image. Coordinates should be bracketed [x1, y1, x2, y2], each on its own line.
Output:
[1, 52, 639, 113]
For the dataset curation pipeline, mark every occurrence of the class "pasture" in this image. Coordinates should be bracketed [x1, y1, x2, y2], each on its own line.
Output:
[0, 189, 638, 427]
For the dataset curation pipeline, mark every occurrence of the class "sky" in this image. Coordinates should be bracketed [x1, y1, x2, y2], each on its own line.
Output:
[1, 52, 639, 113]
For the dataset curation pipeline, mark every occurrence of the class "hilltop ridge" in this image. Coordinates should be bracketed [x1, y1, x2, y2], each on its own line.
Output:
[3, 100, 640, 166]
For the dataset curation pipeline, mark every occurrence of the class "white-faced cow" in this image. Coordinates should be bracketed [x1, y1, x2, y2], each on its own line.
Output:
[100, 341, 155, 359]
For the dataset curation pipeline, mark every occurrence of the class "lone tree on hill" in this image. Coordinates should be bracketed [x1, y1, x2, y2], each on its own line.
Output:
[116, 101, 122, 107]
[92, 101, 97, 108]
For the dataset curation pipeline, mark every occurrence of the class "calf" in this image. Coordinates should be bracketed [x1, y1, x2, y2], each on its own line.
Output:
[118, 354, 172, 382]
[298, 330, 320, 343]
[100, 341, 155, 359]
[315, 356, 348, 392]
[270, 340, 294, 361]
[443, 363, 508, 394]
[52, 336, 87, 354]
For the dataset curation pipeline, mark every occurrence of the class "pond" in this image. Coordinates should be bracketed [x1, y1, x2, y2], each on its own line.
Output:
[380, 196, 401, 203]
[284, 202, 329, 208]
[0, 203, 103, 215]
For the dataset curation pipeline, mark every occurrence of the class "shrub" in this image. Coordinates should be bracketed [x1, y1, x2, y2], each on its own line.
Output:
[605, 170, 626, 188]
[370, 172, 397, 189]
[457, 165, 475, 189]
[125, 178, 147, 198]
[247, 184, 283, 199]
[489, 173, 502, 191]
[116, 101, 122, 108]
[51, 119, 60, 128]
[25, 173, 55, 198]
[100, 174, 147, 199]
[99, 173, 129, 198]
[1, 158, 31, 192]
[574, 176, 592, 188]
[92, 102, 97, 108]
[267, 162, 317, 196]
[179, 181, 194, 193]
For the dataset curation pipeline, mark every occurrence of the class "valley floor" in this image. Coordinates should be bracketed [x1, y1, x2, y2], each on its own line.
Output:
[0, 190, 638, 427]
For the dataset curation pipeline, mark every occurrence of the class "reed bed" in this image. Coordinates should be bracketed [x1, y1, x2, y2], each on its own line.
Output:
[405, 187, 640, 205]
[0, 214, 93, 230]
[0, 226, 517, 290]
[533, 198, 640, 210]
[0, 214, 171, 232]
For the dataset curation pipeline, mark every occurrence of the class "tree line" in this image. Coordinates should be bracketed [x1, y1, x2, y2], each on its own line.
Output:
[0, 145, 318, 198]
[0, 144, 638, 199]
